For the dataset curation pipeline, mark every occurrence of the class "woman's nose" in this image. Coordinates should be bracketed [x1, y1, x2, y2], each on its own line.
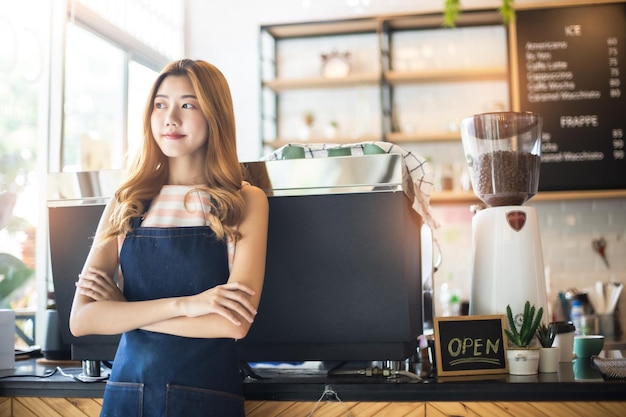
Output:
[165, 109, 180, 126]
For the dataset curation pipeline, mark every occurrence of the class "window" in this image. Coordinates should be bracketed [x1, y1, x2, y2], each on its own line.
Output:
[128, 61, 163, 160]
[62, 24, 161, 170]
[0, 0, 183, 349]
[61, 0, 183, 171]
[0, 0, 47, 349]
[63, 24, 127, 171]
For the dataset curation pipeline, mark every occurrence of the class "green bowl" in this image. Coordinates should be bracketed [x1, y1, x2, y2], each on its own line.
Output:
[573, 335, 604, 358]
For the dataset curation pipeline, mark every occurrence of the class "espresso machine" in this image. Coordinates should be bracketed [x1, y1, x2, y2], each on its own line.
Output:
[460, 112, 548, 319]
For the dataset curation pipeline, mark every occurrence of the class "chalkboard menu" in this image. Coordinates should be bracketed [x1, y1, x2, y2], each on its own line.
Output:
[516, 3, 626, 191]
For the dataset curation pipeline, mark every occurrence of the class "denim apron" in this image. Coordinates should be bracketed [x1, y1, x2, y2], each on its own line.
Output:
[100, 213, 244, 417]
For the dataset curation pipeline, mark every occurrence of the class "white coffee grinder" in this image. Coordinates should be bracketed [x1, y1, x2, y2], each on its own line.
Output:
[460, 112, 548, 319]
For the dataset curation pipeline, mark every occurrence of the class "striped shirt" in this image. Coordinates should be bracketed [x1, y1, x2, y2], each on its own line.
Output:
[142, 185, 212, 228]
[141, 185, 236, 271]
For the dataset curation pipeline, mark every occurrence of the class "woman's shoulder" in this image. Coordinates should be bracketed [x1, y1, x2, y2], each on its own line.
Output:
[240, 182, 267, 199]
[240, 182, 268, 211]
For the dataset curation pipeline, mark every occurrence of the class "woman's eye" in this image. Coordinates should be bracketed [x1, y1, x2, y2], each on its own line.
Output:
[182, 103, 195, 109]
[154, 102, 166, 109]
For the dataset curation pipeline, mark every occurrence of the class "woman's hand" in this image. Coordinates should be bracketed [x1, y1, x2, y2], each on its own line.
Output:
[181, 282, 257, 326]
[76, 267, 126, 302]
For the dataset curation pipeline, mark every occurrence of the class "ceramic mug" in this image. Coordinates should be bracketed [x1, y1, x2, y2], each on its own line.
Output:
[573, 335, 604, 358]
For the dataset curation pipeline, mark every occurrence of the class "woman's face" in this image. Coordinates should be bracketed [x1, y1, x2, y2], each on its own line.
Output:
[151, 75, 209, 161]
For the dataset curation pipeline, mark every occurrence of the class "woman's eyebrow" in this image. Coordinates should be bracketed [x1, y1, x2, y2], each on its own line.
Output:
[154, 94, 198, 99]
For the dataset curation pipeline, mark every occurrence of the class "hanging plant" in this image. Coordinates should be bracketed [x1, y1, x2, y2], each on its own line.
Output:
[499, 0, 516, 24]
[443, 0, 516, 28]
[443, 0, 462, 28]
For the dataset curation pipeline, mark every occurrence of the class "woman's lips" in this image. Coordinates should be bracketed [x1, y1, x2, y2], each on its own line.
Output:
[164, 133, 184, 140]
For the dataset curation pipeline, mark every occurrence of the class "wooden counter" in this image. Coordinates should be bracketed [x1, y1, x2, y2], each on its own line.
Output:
[1, 357, 626, 416]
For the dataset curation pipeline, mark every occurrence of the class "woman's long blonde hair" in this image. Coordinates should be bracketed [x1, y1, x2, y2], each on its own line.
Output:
[98, 59, 244, 244]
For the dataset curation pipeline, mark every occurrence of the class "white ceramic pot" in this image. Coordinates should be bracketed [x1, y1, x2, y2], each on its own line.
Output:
[538, 346, 560, 373]
[507, 348, 540, 375]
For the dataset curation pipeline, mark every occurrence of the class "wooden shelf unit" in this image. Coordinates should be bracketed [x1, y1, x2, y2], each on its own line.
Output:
[259, 10, 509, 151]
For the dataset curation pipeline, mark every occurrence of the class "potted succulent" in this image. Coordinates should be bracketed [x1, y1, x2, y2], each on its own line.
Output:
[504, 301, 543, 375]
[536, 322, 560, 373]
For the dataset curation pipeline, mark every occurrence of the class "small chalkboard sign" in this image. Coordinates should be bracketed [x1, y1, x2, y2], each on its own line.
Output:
[434, 315, 508, 377]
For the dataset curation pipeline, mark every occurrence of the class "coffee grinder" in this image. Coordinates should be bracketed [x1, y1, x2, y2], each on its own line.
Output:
[460, 112, 548, 318]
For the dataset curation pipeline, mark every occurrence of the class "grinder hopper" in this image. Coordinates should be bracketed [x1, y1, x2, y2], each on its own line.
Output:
[460, 112, 548, 321]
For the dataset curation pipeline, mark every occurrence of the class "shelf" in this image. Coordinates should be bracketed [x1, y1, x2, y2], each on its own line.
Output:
[386, 10, 502, 30]
[263, 73, 381, 92]
[261, 10, 503, 39]
[262, 18, 379, 39]
[263, 135, 382, 149]
[534, 189, 626, 202]
[431, 191, 477, 204]
[430, 189, 626, 205]
[384, 67, 508, 85]
[387, 131, 460, 143]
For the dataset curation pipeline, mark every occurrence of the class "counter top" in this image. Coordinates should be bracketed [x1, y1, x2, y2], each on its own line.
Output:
[2, 354, 626, 402]
[241, 358, 626, 402]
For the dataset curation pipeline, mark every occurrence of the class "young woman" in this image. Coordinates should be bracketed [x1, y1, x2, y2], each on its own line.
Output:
[70, 59, 269, 417]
